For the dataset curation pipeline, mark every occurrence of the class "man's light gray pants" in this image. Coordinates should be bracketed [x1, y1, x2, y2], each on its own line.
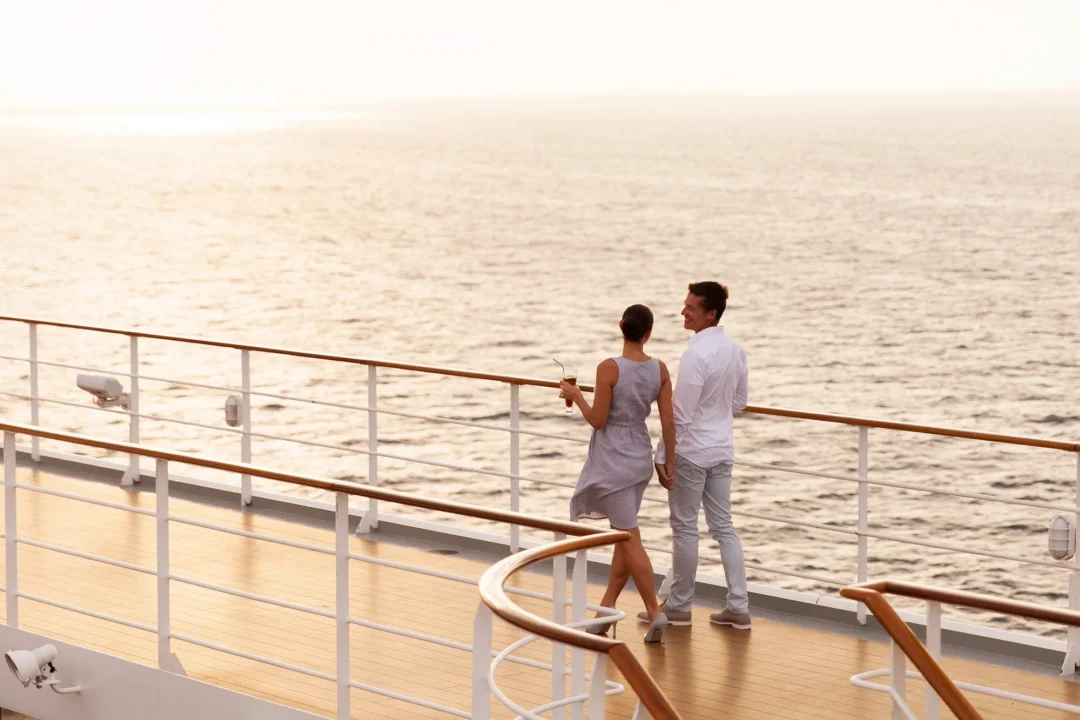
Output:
[666, 454, 749, 614]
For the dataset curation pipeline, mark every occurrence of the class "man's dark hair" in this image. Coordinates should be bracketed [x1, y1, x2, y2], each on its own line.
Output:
[688, 281, 729, 323]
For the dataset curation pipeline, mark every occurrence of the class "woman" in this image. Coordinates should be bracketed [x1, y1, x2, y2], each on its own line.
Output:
[560, 304, 675, 644]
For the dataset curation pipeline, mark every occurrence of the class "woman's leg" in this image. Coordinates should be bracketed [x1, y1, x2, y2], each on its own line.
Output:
[599, 541, 631, 609]
[616, 526, 661, 621]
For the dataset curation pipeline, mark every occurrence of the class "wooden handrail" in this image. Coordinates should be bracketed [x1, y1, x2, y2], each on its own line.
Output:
[479, 533, 682, 719]
[744, 406, 1080, 452]
[840, 580, 1080, 720]
[2, 314, 1077, 451]
[0, 420, 604, 538]
[0, 419, 674, 713]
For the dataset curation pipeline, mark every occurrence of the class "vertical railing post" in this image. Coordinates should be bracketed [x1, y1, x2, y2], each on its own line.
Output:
[472, 600, 493, 719]
[1066, 452, 1080, 674]
[156, 459, 171, 669]
[357, 365, 379, 534]
[891, 639, 907, 720]
[28, 323, 40, 462]
[335, 492, 351, 720]
[551, 532, 567, 720]
[571, 549, 587, 720]
[240, 350, 252, 506]
[121, 335, 140, 486]
[587, 654, 608, 720]
[857, 426, 869, 625]
[4, 431, 18, 627]
[925, 600, 942, 720]
[509, 384, 520, 553]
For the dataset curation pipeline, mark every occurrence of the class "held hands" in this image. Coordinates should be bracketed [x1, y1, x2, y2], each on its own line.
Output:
[655, 462, 675, 490]
[559, 380, 583, 405]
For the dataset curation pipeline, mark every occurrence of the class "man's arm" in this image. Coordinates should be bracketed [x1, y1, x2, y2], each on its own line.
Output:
[733, 347, 748, 412]
[655, 347, 705, 465]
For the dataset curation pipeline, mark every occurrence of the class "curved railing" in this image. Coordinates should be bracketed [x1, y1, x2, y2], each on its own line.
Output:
[0, 418, 678, 719]
[479, 533, 682, 720]
[840, 580, 1080, 720]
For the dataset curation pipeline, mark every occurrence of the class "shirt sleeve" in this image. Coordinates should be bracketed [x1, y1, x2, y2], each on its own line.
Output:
[733, 347, 748, 412]
[654, 346, 706, 464]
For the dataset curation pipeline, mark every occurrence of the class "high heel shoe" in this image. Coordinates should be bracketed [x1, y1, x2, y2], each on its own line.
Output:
[643, 612, 668, 644]
[584, 607, 618, 637]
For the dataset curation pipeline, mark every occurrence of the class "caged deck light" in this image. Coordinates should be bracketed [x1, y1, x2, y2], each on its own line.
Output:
[1048, 515, 1076, 561]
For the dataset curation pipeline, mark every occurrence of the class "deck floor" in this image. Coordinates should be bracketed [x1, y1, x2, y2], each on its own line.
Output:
[2, 464, 1078, 719]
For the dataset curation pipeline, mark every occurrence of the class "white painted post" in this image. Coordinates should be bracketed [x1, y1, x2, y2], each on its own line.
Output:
[156, 459, 171, 669]
[357, 365, 379, 534]
[335, 492, 351, 720]
[509, 384, 520, 553]
[552, 532, 567, 720]
[241, 350, 252, 506]
[891, 639, 907, 720]
[631, 701, 650, 720]
[857, 426, 869, 625]
[587, 653, 608, 720]
[1066, 452, 1080, 674]
[121, 335, 140, 486]
[571, 549, 588, 720]
[926, 601, 942, 720]
[472, 601, 493, 719]
[4, 431, 18, 627]
[28, 324, 40, 462]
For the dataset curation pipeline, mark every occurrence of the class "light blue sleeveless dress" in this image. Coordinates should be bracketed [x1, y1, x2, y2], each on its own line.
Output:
[569, 357, 661, 529]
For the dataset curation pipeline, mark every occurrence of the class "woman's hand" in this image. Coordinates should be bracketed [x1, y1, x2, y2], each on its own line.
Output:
[559, 380, 583, 406]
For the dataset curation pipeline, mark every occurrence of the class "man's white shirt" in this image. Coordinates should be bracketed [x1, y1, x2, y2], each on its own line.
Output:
[655, 326, 748, 467]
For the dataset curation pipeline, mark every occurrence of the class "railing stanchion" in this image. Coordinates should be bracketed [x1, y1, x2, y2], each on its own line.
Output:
[1065, 452, 1080, 674]
[357, 365, 379, 534]
[4, 431, 19, 627]
[587, 653, 608, 720]
[240, 350, 252, 506]
[157, 459, 172, 669]
[472, 600, 493, 719]
[571, 548, 588, 720]
[335, 491, 351, 720]
[857, 426, 869, 625]
[29, 323, 40, 462]
[891, 638, 907, 720]
[510, 383, 520, 552]
[121, 335, 140, 486]
[926, 600, 942, 720]
[552, 531, 567, 720]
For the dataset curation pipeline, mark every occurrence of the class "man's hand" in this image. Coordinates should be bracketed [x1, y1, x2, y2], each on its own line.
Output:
[656, 463, 674, 490]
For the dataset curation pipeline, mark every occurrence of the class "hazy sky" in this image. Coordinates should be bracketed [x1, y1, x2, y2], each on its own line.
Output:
[1, 0, 1078, 110]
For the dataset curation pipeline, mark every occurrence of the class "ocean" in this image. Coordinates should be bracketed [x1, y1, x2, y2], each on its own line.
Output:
[1, 96, 1078, 634]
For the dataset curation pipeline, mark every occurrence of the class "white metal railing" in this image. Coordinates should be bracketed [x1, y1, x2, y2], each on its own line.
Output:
[1, 422, 661, 719]
[842, 581, 1080, 720]
[1, 316, 1079, 665]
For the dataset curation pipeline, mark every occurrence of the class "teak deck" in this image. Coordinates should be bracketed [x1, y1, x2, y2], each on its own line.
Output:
[2, 465, 1077, 719]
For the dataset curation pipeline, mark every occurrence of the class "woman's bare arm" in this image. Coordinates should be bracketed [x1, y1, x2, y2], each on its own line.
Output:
[656, 360, 676, 488]
[561, 359, 618, 430]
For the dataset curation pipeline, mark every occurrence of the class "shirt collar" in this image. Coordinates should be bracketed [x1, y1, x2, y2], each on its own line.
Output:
[689, 325, 724, 345]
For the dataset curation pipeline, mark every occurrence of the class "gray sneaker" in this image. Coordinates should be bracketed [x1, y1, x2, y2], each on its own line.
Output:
[637, 602, 692, 626]
[709, 607, 751, 630]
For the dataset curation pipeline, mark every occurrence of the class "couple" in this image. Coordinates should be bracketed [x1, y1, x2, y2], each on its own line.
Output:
[559, 281, 750, 645]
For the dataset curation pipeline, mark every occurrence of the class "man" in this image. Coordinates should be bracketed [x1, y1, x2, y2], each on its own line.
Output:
[638, 281, 750, 629]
